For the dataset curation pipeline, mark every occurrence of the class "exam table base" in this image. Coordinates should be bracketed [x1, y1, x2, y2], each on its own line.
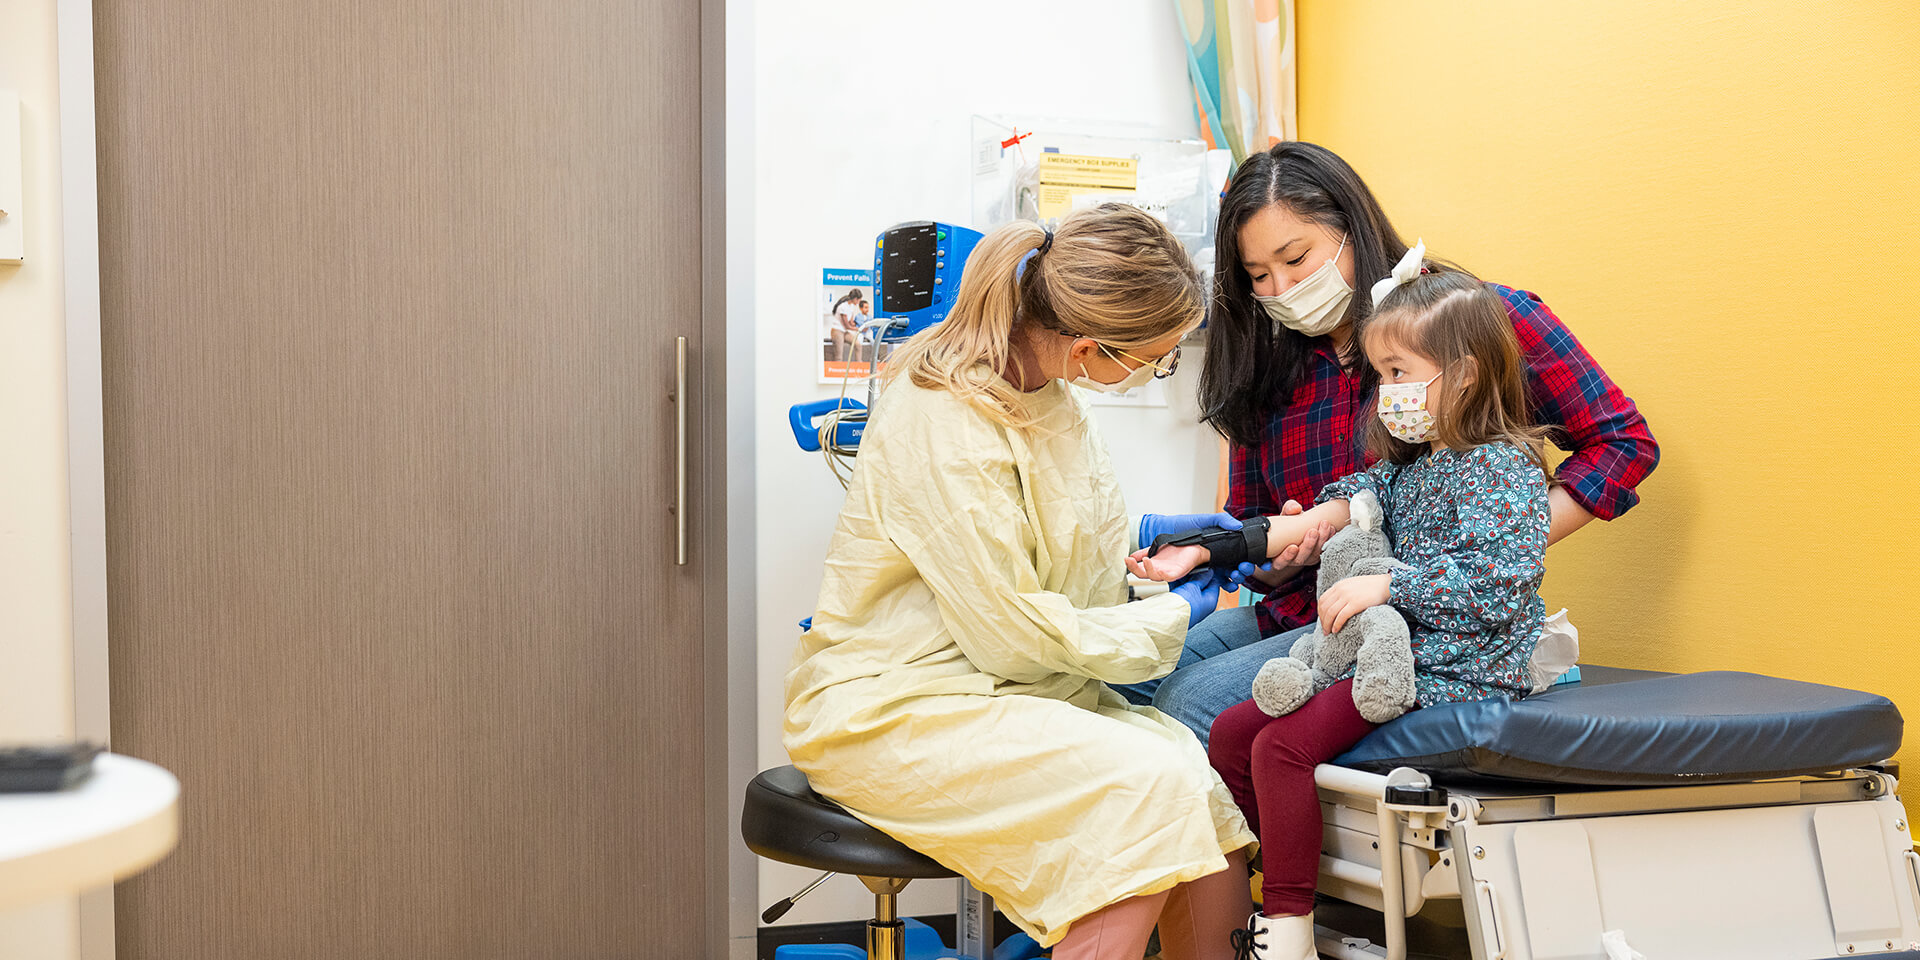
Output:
[1309, 765, 1920, 960]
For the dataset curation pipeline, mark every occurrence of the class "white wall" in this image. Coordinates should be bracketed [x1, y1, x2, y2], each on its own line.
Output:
[0, 0, 81, 956]
[750, 0, 1221, 928]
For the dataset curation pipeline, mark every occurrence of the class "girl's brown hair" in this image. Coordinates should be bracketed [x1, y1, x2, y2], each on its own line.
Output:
[1362, 270, 1556, 477]
[883, 203, 1203, 427]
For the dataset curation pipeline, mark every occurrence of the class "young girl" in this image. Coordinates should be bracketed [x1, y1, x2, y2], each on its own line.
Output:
[1129, 254, 1552, 959]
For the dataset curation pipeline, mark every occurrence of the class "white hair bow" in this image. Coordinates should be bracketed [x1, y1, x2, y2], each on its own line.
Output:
[1368, 239, 1426, 305]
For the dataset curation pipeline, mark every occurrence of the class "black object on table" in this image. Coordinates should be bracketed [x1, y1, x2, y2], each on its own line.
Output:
[0, 743, 103, 792]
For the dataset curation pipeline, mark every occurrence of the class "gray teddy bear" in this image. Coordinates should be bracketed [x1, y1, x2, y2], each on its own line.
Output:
[1251, 490, 1419, 723]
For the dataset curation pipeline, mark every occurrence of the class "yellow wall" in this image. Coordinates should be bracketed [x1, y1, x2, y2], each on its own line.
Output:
[1298, 1, 1920, 794]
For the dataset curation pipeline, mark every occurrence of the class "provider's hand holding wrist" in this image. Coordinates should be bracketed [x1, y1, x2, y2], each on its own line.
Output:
[1129, 511, 1243, 583]
[1170, 568, 1223, 628]
[1137, 512, 1242, 549]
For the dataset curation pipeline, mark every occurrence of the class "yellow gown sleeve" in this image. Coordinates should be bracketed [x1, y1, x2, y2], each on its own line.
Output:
[870, 397, 1189, 686]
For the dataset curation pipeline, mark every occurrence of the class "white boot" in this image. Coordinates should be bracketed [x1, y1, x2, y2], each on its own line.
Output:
[1232, 912, 1317, 960]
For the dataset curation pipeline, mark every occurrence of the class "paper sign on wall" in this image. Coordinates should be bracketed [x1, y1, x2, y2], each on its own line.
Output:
[819, 267, 894, 383]
[1035, 152, 1138, 220]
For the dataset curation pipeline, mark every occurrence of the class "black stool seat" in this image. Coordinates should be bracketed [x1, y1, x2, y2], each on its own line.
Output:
[742, 766, 956, 879]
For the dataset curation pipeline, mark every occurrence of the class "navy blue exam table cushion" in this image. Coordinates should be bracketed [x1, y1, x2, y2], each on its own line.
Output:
[1333, 665, 1904, 786]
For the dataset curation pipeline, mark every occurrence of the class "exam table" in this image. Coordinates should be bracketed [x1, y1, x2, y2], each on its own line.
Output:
[744, 665, 1913, 960]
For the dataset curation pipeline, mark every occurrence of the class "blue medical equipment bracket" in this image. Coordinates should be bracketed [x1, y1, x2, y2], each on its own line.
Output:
[790, 398, 867, 453]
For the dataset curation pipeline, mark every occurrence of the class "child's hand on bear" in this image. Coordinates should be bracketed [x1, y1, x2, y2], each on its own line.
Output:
[1318, 573, 1392, 633]
[1126, 544, 1210, 582]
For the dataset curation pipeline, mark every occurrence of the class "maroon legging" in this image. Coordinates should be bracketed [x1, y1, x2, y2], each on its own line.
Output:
[1207, 679, 1380, 916]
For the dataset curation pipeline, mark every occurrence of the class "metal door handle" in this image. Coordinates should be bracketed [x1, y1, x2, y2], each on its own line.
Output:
[673, 336, 687, 565]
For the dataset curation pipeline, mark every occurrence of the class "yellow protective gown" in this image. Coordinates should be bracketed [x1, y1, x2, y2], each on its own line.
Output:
[783, 377, 1255, 947]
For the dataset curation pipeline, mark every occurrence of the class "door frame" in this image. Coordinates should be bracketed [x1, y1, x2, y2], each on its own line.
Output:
[717, 0, 761, 957]
[59, 0, 755, 954]
[55, 0, 115, 951]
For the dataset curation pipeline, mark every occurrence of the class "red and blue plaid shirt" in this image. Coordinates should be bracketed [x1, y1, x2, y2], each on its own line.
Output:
[1224, 283, 1660, 636]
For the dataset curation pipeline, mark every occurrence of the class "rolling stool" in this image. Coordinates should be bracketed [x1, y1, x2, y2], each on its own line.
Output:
[744, 765, 1037, 960]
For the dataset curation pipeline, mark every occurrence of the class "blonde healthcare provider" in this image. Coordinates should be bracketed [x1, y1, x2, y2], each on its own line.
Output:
[784, 204, 1258, 959]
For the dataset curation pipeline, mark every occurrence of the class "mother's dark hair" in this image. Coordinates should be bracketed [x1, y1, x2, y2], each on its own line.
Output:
[1199, 142, 1415, 447]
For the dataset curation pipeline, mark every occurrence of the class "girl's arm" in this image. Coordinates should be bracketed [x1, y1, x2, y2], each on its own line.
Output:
[1126, 500, 1350, 581]
[1240, 499, 1337, 590]
[1129, 453, 1404, 582]
[1133, 453, 1402, 582]
[1389, 445, 1550, 632]
[1267, 501, 1351, 556]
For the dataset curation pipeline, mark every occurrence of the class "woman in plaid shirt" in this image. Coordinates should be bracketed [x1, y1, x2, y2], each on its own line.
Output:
[1113, 142, 1658, 744]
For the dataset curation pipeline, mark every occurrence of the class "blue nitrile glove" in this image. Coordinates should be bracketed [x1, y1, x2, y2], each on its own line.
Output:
[1137, 512, 1242, 551]
[1171, 568, 1222, 628]
[1226, 559, 1275, 589]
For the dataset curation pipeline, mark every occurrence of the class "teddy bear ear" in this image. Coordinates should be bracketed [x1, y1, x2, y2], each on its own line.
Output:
[1351, 489, 1383, 533]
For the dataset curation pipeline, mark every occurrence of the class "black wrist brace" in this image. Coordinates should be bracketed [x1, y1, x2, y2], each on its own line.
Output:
[1147, 515, 1271, 570]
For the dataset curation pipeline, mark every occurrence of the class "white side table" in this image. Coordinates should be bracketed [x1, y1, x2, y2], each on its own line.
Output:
[0, 753, 179, 909]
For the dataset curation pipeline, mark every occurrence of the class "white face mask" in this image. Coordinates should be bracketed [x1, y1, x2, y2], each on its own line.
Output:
[1254, 234, 1352, 337]
[1066, 344, 1159, 395]
[1378, 372, 1443, 443]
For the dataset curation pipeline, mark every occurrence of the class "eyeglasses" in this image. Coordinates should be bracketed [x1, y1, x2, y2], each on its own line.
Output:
[1100, 342, 1181, 379]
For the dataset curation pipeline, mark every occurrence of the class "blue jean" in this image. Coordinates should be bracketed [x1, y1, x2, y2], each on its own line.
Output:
[1112, 606, 1314, 748]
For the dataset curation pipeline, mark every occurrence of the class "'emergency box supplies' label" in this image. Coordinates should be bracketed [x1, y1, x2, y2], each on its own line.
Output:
[1035, 153, 1139, 219]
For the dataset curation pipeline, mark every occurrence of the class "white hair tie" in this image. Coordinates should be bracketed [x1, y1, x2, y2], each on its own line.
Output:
[1368, 239, 1426, 305]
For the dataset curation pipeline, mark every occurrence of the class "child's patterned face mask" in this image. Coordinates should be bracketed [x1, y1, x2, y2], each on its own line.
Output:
[1377, 372, 1443, 443]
